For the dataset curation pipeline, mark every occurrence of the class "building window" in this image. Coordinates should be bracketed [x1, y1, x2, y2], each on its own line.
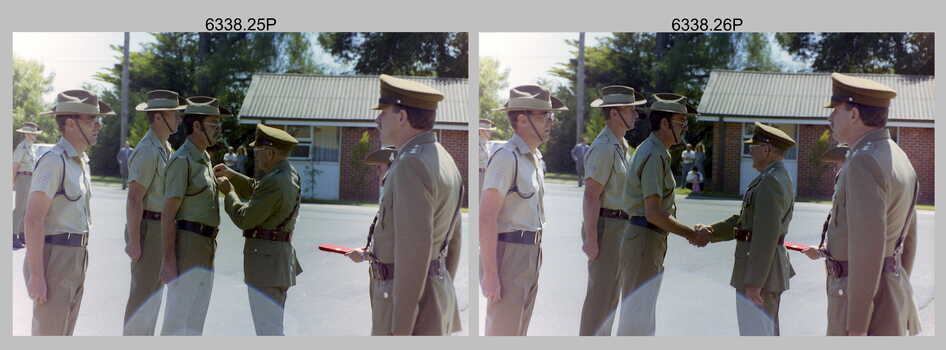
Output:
[312, 126, 340, 162]
[741, 123, 798, 160]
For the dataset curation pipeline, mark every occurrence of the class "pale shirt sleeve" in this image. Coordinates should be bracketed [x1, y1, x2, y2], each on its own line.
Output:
[30, 152, 63, 197]
[127, 147, 158, 188]
[482, 148, 515, 196]
[583, 143, 614, 185]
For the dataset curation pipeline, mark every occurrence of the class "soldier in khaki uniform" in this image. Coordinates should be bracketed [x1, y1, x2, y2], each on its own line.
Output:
[480, 85, 565, 336]
[159, 96, 231, 336]
[620, 93, 710, 336]
[346, 74, 463, 336]
[810, 73, 921, 336]
[707, 122, 797, 336]
[24, 89, 112, 335]
[122, 90, 186, 335]
[13, 122, 43, 250]
[214, 123, 304, 336]
[578, 85, 645, 336]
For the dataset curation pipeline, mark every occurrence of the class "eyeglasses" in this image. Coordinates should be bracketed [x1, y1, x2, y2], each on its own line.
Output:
[526, 111, 556, 122]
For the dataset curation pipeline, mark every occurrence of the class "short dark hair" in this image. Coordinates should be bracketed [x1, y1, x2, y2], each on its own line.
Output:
[55, 114, 80, 130]
[845, 102, 889, 127]
[648, 110, 675, 131]
[146, 110, 166, 124]
[393, 105, 436, 130]
[506, 111, 522, 130]
[182, 114, 207, 136]
[602, 107, 615, 120]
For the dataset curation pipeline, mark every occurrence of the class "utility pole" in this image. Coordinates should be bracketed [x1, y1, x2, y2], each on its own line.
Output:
[576, 32, 586, 144]
[121, 32, 130, 152]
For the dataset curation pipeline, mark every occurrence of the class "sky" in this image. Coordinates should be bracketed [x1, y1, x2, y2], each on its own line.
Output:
[12, 32, 352, 102]
[479, 32, 811, 93]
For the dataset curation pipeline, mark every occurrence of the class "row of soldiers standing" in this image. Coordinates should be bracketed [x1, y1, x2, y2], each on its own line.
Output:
[478, 73, 921, 336]
[14, 88, 305, 336]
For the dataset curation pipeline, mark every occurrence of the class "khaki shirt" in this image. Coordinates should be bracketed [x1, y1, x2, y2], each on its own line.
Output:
[825, 129, 918, 332]
[625, 133, 676, 217]
[164, 139, 219, 227]
[368, 131, 463, 335]
[14, 140, 36, 172]
[224, 160, 303, 287]
[483, 134, 546, 232]
[30, 138, 92, 235]
[128, 129, 173, 212]
[583, 126, 630, 210]
[710, 160, 796, 292]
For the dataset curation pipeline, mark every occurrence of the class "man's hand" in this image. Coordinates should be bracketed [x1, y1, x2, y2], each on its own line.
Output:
[689, 224, 712, 247]
[481, 273, 502, 304]
[213, 164, 234, 179]
[27, 275, 47, 304]
[744, 285, 764, 306]
[802, 247, 823, 260]
[160, 257, 178, 284]
[216, 177, 232, 194]
[345, 248, 368, 263]
[582, 238, 599, 261]
[125, 239, 142, 262]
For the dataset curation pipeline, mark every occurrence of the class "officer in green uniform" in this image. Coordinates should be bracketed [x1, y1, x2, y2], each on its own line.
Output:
[122, 90, 186, 335]
[578, 85, 645, 336]
[619, 93, 710, 336]
[159, 96, 230, 336]
[345, 74, 464, 336]
[24, 89, 112, 335]
[818, 73, 921, 336]
[13, 122, 43, 250]
[480, 84, 565, 336]
[707, 122, 797, 336]
[214, 123, 304, 336]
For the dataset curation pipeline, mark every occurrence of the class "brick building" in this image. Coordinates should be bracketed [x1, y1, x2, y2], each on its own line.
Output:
[238, 73, 469, 202]
[698, 70, 934, 204]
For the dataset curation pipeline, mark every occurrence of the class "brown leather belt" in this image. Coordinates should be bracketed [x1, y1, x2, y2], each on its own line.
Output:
[45, 232, 88, 247]
[16, 171, 33, 176]
[735, 229, 785, 245]
[143, 210, 162, 221]
[630, 216, 663, 233]
[369, 259, 445, 281]
[243, 228, 292, 242]
[826, 256, 900, 278]
[599, 208, 629, 220]
[498, 230, 542, 245]
[176, 220, 218, 239]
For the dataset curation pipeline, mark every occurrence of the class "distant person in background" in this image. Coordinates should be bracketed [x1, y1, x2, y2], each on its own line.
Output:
[694, 143, 706, 174]
[686, 168, 704, 193]
[235, 146, 249, 174]
[571, 139, 589, 187]
[224, 146, 238, 168]
[479, 119, 497, 191]
[13, 122, 43, 251]
[117, 141, 134, 190]
[680, 143, 696, 188]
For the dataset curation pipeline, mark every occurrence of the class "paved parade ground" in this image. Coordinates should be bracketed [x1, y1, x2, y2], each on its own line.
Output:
[11, 184, 471, 336]
[477, 182, 935, 336]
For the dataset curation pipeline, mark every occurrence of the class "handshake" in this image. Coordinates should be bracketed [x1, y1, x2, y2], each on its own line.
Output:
[688, 224, 714, 247]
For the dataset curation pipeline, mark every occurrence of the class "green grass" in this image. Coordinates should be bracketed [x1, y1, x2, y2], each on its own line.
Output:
[91, 175, 123, 188]
[544, 172, 580, 184]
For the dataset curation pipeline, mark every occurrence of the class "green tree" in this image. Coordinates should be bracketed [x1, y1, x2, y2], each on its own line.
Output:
[92, 32, 324, 175]
[776, 32, 934, 74]
[12, 55, 57, 145]
[479, 56, 511, 139]
[317, 32, 468, 78]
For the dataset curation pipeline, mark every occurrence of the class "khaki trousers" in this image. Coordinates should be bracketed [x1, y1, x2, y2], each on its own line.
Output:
[24, 243, 88, 336]
[484, 241, 542, 336]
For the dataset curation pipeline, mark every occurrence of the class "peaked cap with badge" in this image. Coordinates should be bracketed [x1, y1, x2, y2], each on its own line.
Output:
[250, 124, 299, 153]
[744, 122, 797, 151]
[372, 74, 444, 111]
[825, 73, 897, 108]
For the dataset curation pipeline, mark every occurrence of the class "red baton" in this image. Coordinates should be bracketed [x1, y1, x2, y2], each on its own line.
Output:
[784, 241, 810, 252]
[318, 244, 353, 255]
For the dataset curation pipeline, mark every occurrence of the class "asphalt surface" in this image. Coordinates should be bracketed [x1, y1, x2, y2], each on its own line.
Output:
[477, 181, 935, 336]
[12, 184, 471, 336]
